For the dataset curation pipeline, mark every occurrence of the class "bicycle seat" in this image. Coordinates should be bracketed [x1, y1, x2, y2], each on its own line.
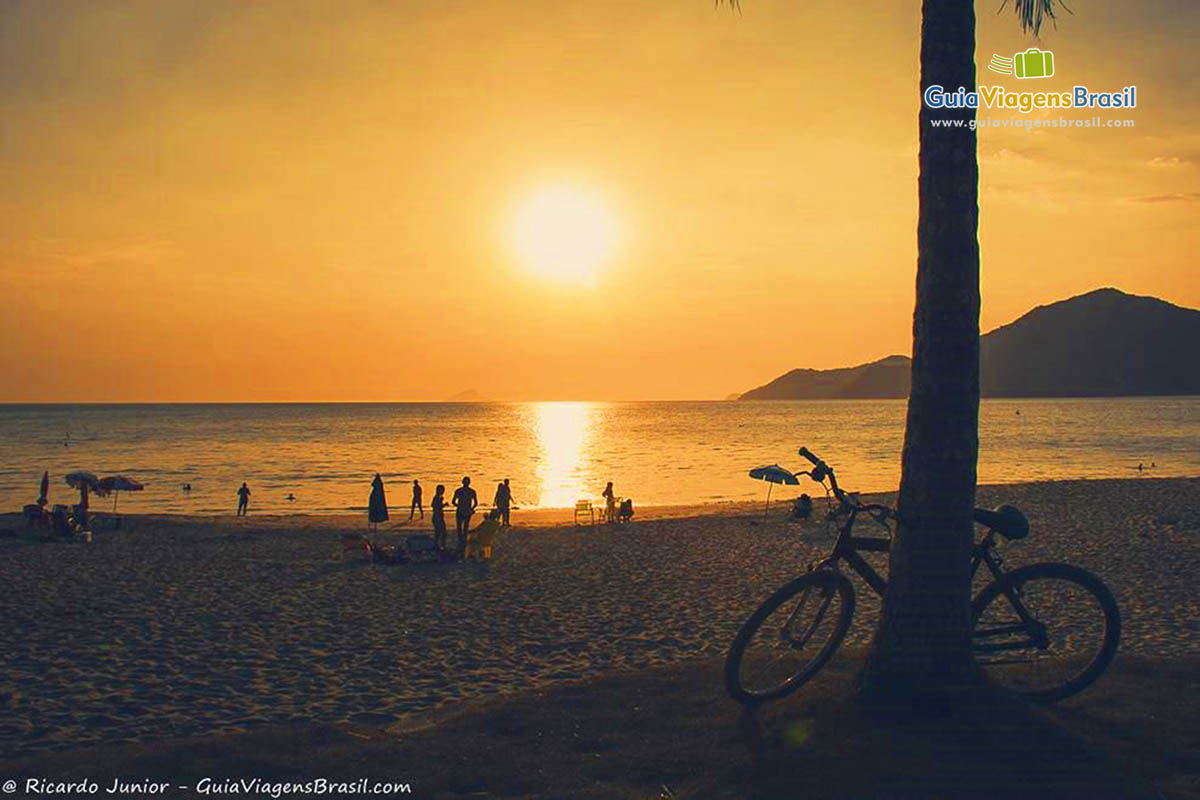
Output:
[973, 504, 1029, 540]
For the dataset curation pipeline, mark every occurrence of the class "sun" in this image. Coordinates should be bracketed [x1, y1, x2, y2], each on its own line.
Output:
[508, 184, 619, 286]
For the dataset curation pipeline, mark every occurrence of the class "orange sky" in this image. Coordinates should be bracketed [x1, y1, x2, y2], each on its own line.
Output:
[1, 0, 1196, 401]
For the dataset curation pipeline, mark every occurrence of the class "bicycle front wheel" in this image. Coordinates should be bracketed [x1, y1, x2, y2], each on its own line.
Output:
[725, 570, 855, 706]
[971, 562, 1121, 703]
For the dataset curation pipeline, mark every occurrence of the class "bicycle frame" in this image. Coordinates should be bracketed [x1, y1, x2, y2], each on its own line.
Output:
[809, 464, 1011, 600]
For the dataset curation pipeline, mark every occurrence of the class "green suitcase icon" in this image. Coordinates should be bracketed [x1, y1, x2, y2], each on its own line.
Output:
[1014, 47, 1054, 79]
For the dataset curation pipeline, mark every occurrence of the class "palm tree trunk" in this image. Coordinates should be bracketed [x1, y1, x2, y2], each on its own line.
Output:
[859, 0, 981, 712]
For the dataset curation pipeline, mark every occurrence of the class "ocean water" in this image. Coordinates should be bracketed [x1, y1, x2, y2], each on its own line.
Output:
[0, 398, 1196, 515]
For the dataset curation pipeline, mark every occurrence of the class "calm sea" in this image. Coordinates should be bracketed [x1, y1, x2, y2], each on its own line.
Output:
[1, 399, 1196, 515]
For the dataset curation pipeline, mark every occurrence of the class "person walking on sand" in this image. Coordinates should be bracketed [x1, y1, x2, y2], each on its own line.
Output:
[368, 473, 389, 531]
[409, 479, 424, 520]
[431, 484, 449, 552]
[452, 476, 478, 553]
[236, 482, 251, 516]
[602, 481, 616, 524]
[493, 478, 514, 527]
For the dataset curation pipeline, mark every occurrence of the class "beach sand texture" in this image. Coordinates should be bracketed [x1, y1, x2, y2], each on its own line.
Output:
[1, 477, 1196, 758]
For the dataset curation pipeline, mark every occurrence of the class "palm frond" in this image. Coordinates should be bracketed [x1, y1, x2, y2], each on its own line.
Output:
[1000, 0, 1073, 37]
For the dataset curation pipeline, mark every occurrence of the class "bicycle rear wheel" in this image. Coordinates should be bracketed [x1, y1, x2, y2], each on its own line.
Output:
[971, 562, 1121, 703]
[725, 570, 855, 706]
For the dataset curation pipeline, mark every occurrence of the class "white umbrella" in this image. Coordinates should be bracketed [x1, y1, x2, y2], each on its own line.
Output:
[749, 464, 799, 519]
[99, 475, 144, 513]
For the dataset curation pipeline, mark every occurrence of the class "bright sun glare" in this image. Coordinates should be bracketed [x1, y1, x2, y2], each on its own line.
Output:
[509, 184, 619, 286]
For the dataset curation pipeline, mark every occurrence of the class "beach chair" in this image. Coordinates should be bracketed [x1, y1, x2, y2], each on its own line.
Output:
[23, 504, 47, 528]
[50, 505, 74, 539]
[574, 500, 595, 527]
[618, 498, 634, 524]
[465, 515, 501, 560]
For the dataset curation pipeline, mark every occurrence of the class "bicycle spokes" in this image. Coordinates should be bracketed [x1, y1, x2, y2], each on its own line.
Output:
[973, 573, 1111, 697]
[780, 585, 833, 649]
[731, 573, 853, 699]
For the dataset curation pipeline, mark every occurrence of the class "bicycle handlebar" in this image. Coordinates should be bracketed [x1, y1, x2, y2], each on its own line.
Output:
[798, 445, 845, 500]
[798, 445, 897, 525]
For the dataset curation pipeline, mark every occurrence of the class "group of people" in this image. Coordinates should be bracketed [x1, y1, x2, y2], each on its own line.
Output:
[368, 474, 517, 554]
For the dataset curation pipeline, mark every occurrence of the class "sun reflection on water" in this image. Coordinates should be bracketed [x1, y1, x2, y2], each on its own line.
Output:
[531, 402, 596, 508]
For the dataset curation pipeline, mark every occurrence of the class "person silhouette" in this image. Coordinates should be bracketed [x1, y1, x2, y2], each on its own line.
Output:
[602, 481, 616, 524]
[494, 478, 513, 527]
[452, 477, 478, 553]
[432, 484, 449, 551]
[410, 479, 424, 520]
[236, 483, 251, 516]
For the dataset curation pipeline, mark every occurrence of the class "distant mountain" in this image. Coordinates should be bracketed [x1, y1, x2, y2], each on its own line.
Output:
[740, 355, 912, 400]
[979, 288, 1200, 396]
[739, 288, 1200, 399]
[445, 389, 488, 402]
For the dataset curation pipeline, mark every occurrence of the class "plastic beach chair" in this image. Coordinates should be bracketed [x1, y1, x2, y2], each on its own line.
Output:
[574, 500, 595, 527]
[465, 515, 501, 560]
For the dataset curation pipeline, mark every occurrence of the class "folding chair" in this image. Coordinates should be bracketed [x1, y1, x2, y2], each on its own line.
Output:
[574, 500, 595, 528]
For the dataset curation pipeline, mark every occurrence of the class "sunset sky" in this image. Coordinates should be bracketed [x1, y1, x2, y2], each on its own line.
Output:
[1, 0, 1196, 402]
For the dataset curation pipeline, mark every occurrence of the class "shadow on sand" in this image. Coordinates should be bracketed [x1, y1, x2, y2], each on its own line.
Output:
[3, 651, 1196, 799]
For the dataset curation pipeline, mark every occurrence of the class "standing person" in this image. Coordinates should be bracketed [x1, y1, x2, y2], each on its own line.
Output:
[409, 479, 424, 520]
[602, 481, 616, 524]
[493, 478, 513, 527]
[236, 482, 251, 516]
[451, 476, 478, 554]
[368, 473, 389, 531]
[431, 484, 449, 552]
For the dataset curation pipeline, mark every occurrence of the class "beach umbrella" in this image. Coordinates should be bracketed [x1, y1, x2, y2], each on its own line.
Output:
[64, 470, 106, 518]
[749, 464, 799, 519]
[64, 470, 103, 495]
[38, 471, 49, 506]
[99, 475, 144, 513]
[64, 470, 100, 488]
[368, 473, 389, 530]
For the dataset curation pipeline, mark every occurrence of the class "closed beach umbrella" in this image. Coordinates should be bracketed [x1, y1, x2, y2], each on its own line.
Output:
[99, 475, 144, 513]
[368, 473, 389, 529]
[749, 464, 799, 519]
[38, 470, 49, 506]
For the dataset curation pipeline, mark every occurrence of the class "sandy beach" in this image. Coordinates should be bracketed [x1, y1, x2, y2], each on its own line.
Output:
[1, 477, 1197, 760]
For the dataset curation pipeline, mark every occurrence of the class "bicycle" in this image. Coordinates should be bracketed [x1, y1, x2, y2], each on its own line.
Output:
[724, 447, 1121, 706]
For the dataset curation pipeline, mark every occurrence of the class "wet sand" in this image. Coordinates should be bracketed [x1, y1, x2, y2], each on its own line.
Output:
[1, 477, 1196, 758]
